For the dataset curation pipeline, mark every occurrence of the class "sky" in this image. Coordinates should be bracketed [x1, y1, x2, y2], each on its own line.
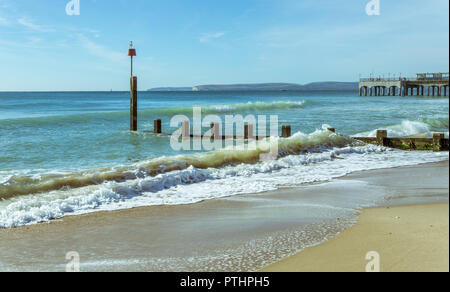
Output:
[0, 0, 449, 91]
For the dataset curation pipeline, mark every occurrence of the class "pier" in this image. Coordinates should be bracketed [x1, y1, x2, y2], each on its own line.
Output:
[359, 73, 449, 97]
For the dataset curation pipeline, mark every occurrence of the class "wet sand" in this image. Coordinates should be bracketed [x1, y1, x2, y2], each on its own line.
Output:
[0, 160, 448, 272]
[261, 203, 449, 272]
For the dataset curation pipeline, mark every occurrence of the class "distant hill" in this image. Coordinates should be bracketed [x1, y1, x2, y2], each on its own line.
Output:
[148, 82, 358, 92]
[148, 87, 193, 92]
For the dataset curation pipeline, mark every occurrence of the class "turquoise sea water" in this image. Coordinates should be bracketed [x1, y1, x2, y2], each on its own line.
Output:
[0, 90, 448, 228]
[1, 91, 448, 173]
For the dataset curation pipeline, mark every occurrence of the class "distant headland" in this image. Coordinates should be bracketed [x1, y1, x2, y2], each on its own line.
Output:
[148, 82, 358, 92]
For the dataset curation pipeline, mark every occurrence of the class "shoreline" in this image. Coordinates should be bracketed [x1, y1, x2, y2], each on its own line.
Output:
[3, 159, 448, 231]
[261, 203, 449, 272]
[0, 160, 448, 272]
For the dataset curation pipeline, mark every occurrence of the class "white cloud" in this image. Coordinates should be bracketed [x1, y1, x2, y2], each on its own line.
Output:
[0, 16, 8, 26]
[199, 32, 225, 43]
[78, 34, 126, 63]
[17, 17, 54, 32]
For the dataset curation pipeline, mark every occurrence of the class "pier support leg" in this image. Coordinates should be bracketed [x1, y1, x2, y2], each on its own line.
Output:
[377, 130, 388, 146]
[433, 133, 445, 152]
[392, 87, 396, 96]
[437, 86, 441, 97]
[427, 86, 431, 96]
[154, 119, 162, 134]
[130, 76, 138, 131]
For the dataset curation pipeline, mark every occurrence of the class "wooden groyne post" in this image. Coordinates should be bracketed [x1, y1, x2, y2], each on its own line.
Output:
[154, 119, 162, 134]
[244, 124, 255, 140]
[352, 129, 449, 151]
[433, 133, 445, 152]
[211, 123, 220, 139]
[282, 125, 292, 138]
[130, 77, 138, 131]
[376, 130, 388, 146]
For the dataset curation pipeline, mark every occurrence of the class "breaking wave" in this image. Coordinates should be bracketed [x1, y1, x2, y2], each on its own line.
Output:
[0, 126, 355, 199]
[0, 100, 313, 127]
[354, 117, 449, 138]
[0, 126, 448, 228]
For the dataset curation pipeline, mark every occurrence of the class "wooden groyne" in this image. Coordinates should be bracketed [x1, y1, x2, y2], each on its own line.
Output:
[148, 119, 449, 152]
[353, 131, 449, 152]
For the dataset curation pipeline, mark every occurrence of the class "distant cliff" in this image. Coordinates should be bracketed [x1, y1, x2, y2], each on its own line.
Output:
[148, 82, 358, 92]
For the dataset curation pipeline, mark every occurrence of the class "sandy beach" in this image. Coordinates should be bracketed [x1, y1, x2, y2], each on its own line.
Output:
[0, 160, 448, 272]
[262, 203, 449, 272]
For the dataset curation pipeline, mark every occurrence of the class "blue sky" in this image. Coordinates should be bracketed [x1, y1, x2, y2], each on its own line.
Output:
[0, 0, 448, 91]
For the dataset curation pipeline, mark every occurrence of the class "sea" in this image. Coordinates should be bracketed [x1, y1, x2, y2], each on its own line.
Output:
[0, 90, 449, 229]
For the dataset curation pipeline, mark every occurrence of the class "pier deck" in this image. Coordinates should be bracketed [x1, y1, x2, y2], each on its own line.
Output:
[359, 73, 449, 97]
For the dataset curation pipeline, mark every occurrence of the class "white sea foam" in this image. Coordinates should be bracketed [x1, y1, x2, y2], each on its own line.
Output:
[207, 101, 309, 113]
[0, 136, 448, 228]
[355, 119, 449, 138]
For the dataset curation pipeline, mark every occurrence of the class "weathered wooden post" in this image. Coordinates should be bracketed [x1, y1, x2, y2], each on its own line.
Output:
[377, 130, 388, 146]
[154, 119, 162, 134]
[211, 123, 220, 140]
[433, 133, 445, 152]
[245, 124, 255, 140]
[128, 41, 137, 131]
[130, 77, 138, 131]
[281, 125, 292, 138]
[182, 121, 190, 138]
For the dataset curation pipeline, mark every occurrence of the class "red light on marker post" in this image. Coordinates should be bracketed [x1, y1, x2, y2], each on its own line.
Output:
[128, 48, 136, 57]
[128, 41, 136, 77]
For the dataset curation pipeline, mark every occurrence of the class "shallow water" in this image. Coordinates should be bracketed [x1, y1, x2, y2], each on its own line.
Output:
[0, 90, 448, 228]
